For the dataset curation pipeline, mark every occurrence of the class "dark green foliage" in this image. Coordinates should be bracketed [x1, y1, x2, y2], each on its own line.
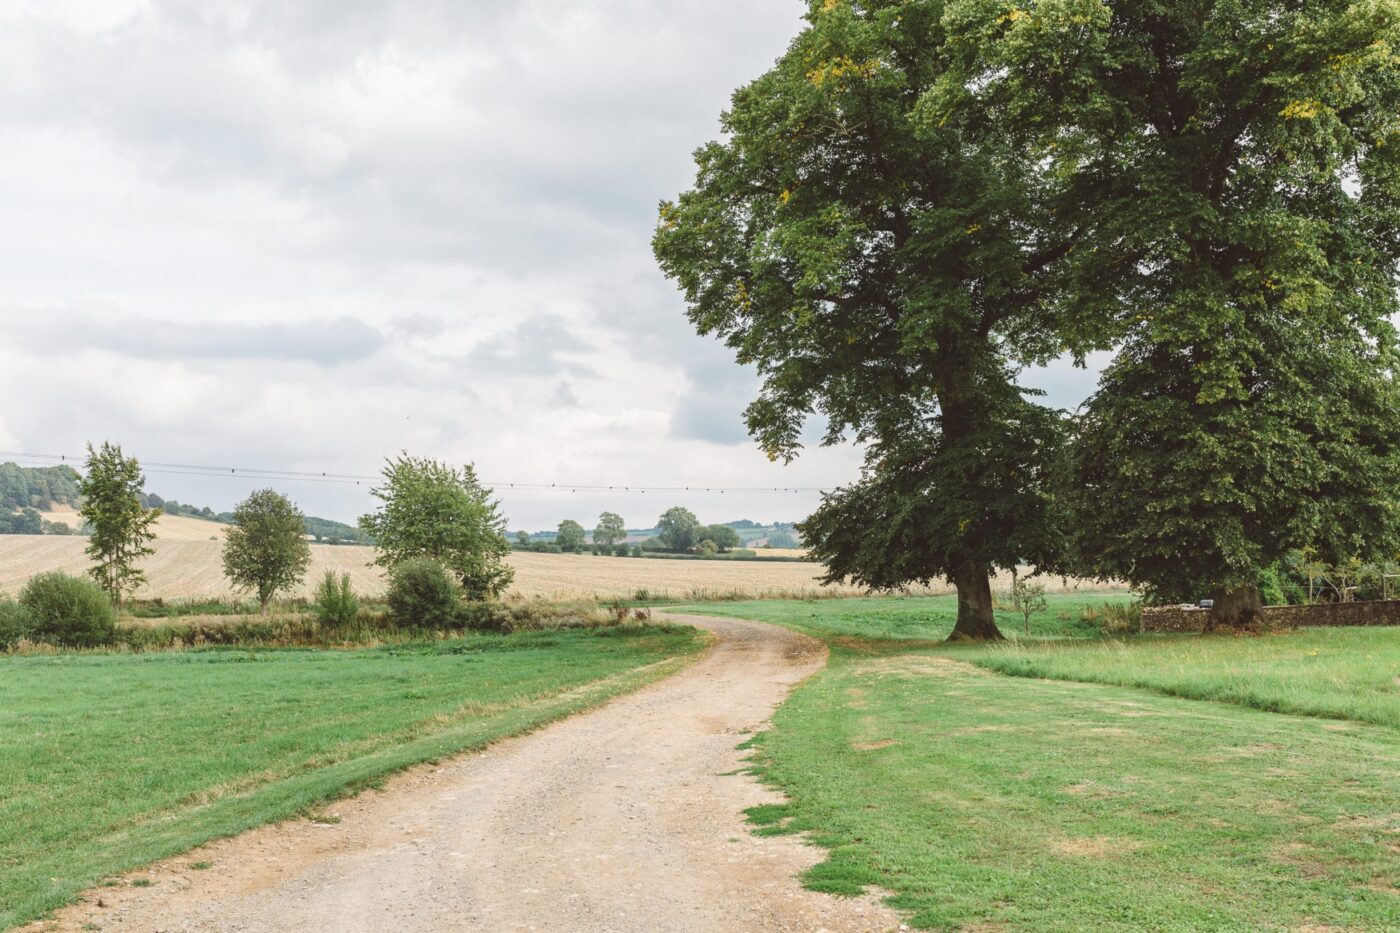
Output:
[801, 398, 1068, 595]
[555, 519, 586, 552]
[386, 558, 460, 629]
[697, 525, 743, 553]
[0, 463, 82, 511]
[655, 507, 701, 552]
[79, 442, 159, 605]
[0, 598, 31, 649]
[360, 454, 514, 600]
[312, 571, 360, 628]
[0, 508, 42, 536]
[653, 1, 1086, 639]
[18, 572, 116, 648]
[933, 1, 1400, 620]
[222, 489, 313, 613]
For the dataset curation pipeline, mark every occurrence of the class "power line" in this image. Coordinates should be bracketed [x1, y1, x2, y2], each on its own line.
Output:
[0, 450, 830, 496]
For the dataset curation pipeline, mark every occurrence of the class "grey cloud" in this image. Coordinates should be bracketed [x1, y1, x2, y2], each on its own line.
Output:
[461, 313, 598, 378]
[670, 391, 751, 446]
[549, 381, 580, 409]
[4, 311, 383, 364]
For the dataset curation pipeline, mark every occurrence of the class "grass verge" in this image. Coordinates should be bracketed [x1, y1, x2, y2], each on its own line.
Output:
[685, 599, 1400, 930]
[961, 626, 1400, 729]
[0, 624, 708, 929]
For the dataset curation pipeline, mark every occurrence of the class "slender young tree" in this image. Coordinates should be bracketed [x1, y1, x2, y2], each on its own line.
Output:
[938, 0, 1400, 624]
[222, 489, 313, 614]
[654, 0, 1087, 638]
[79, 441, 160, 605]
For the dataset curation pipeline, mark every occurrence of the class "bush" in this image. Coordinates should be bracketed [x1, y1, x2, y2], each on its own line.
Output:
[19, 572, 117, 647]
[313, 570, 360, 627]
[387, 558, 459, 629]
[614, 544, 630, 557]
[0, 597, 32, 649]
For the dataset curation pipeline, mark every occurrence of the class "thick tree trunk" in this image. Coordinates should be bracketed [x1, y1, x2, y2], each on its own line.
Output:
[1207, 583, 1262, 630]
[947, 562, 1004, 642]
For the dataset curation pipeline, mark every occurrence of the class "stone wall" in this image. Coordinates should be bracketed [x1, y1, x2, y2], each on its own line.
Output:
[1142, 600, 1400, 633]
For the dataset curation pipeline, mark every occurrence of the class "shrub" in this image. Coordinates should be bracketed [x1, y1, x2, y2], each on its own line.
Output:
[387, 558, 459, 629]
[19, 572, 116, 647]
[313, 571, 360, 627]
[614, 544, 630, 557]
[0, 597, 31, 649]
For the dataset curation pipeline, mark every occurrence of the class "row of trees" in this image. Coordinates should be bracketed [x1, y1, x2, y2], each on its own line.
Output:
[518, 509, 748, 554]
[655, 0, 1400, 639]
[69, 445, 516, 615]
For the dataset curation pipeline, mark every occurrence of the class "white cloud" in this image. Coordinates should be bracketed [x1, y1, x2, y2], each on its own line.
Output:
[0, 0, 869, 529]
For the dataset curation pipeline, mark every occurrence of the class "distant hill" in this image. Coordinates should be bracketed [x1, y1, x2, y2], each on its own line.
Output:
[0, 463, 369, 544]
[140, 494, 373, 545]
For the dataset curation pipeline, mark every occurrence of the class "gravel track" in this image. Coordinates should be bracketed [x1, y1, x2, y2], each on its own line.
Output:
[33, 613, 902, 932]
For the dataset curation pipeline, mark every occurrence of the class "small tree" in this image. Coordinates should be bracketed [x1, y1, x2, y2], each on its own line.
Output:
[594, 511, 627, 548]
[515, 530, 531, 548]
[656, 507, 701, 552]
[1011, 577, 1048, 639]
[698, 525, 742, 553]
[387, 557, 459, 629]
[222, 489, 312, 614]
[79, 442, 159, 605]
[359, 454, 514, 600]
[556, 519, 586, 552]
[312, 570, 360, 627]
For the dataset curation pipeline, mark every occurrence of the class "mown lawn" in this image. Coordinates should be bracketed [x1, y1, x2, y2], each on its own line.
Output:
[0, 625, 707, 929]
[693, 599, 1400, 931]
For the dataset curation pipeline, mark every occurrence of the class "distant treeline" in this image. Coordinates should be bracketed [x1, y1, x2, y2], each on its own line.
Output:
[139, 494, 374, 545]
[0, 463, 82, 511]
[0, 464, 370, 544]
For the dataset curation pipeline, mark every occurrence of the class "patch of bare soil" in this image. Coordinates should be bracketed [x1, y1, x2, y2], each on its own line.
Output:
[1051, 836, 1146, 858]
[27, 614, 903, 933]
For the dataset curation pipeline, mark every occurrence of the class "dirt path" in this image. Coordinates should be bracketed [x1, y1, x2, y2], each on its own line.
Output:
[34, 614, 903, 932]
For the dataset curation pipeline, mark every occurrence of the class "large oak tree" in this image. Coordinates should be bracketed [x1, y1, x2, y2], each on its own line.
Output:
[939, 0, 1400, 623]
[654, 0, 1088, 639]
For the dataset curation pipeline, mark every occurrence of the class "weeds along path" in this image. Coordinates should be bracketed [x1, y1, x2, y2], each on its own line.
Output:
[34, 614, 901, 933]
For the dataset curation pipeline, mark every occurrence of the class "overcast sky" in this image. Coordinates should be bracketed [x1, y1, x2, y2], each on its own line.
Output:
[0, 0, 1100, 531]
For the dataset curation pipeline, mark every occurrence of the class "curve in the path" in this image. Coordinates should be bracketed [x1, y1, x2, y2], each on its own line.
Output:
[35, 613, 902, 933]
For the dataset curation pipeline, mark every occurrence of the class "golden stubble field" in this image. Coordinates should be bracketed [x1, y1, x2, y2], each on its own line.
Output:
[0, 533, 1117, 602]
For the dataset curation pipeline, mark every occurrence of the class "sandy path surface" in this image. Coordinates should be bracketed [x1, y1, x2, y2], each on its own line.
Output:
[33, 614, 903, 933]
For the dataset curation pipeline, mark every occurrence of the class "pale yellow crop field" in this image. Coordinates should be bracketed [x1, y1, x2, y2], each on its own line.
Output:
[0, 537, 843, 600]
[0, 533, 1119, 602]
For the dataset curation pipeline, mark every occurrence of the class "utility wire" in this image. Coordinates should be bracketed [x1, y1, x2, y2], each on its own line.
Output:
[0, 451, 830, 495]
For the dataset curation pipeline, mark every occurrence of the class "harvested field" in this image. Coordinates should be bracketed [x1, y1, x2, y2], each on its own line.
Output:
[0, 535, 1115, 602]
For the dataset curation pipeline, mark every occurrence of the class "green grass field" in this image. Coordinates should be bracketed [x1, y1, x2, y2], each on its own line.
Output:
[0, 625, 707, 929]
[964, 626, 1400, 729]
[684, 592, 1136, 642]
[692, 598, 1400, 931]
